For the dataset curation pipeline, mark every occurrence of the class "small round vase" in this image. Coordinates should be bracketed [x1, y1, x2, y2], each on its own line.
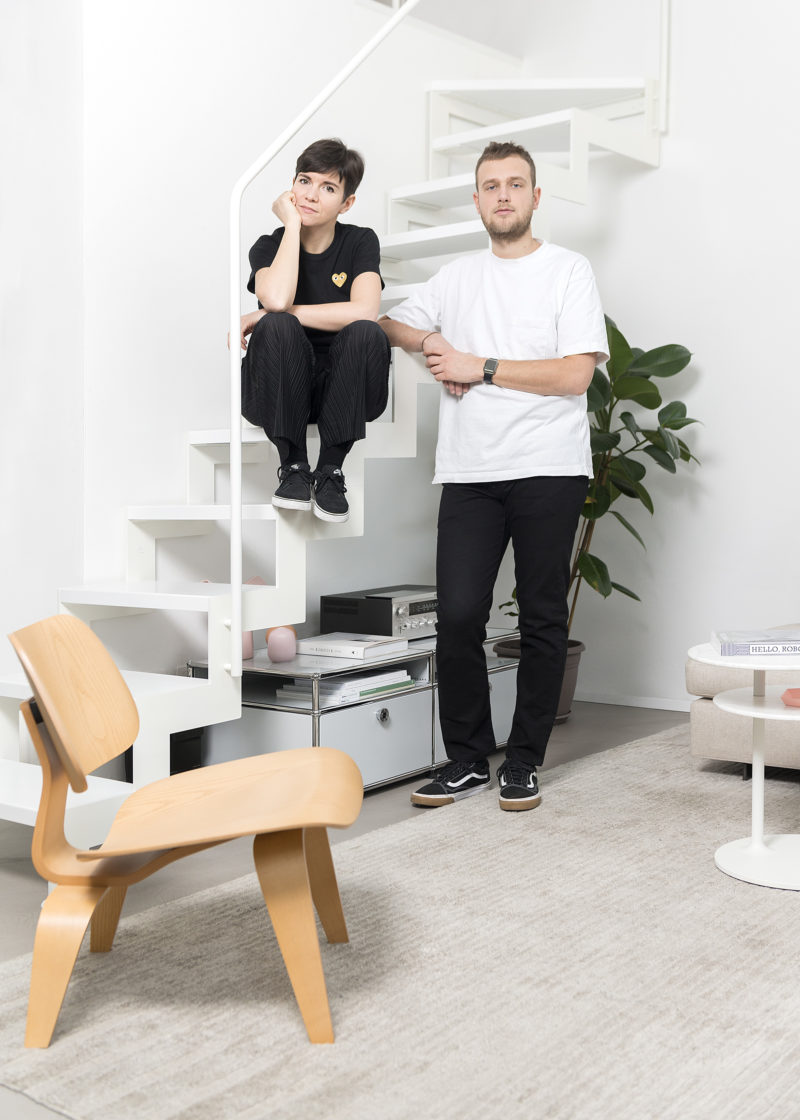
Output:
[266, 627, 297, 663]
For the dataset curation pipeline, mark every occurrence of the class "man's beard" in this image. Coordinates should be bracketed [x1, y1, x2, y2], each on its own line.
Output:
[482, 207, 535, 243]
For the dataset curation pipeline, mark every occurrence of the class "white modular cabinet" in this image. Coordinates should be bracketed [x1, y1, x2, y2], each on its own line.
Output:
[192, 631, 518, 789]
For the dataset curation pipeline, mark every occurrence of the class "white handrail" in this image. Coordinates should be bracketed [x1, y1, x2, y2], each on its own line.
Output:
[227, 0, 425, 677]
[659, 0, 671, 132]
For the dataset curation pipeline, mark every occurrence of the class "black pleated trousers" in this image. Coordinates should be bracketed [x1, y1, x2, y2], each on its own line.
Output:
[241, 312, 390, 450]
[435, 475, 588, 770]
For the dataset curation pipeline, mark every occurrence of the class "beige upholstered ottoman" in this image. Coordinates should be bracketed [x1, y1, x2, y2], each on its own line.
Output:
[686, 645, 800, 767]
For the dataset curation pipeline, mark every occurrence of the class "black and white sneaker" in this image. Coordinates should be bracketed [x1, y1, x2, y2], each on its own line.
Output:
[272, 462, 312, 511]
[497, 760, 542, 812]
[410, 760, 491, 807]
[312, 465, 349, 523]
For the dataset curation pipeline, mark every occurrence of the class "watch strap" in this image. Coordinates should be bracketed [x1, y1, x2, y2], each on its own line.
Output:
[483, 358, 499, 384]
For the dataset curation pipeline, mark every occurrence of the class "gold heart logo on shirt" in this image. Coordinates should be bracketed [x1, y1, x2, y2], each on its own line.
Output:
[332, 272, 347, 287]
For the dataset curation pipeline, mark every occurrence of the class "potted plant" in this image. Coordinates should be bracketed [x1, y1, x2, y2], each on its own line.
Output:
[496, 314, 699, 720]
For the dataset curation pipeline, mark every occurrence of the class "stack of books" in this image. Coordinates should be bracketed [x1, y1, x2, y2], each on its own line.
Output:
[711, 628, 800, 656]
[275, 668, 414, 708]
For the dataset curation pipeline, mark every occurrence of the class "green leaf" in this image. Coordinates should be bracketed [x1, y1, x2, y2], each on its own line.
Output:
[644, 445, 678, 473]
[658, 401, 698, 430]
[658, 425, 681, 458]
[608, 455, 646, 483]
[611, 510, 646, 549]
[630, 479, 655, 513]
[613, 376, 663, 408]
[610, 581, 641, 601]
[628, 344, 691, 378]
[586, 368, 611, 412]
[641, 426, 681, 459]
[610, 477, 637, 499]
[590, 429, 620, 453]
[619, 411, 641, 438]
[676, 437, 701, 465]
[606, 321, 633, 381]
[577, 552, 612, 597]
[583, 482, 612, 520]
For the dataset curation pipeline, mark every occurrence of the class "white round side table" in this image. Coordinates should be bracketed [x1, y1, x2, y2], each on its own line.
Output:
[688, 643, 800, 890]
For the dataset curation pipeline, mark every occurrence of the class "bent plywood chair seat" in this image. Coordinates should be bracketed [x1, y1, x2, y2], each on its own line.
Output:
[9, 614, 363, 1047]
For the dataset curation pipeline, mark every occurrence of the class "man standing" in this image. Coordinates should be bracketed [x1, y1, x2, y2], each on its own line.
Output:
[380, 141, 608, 811]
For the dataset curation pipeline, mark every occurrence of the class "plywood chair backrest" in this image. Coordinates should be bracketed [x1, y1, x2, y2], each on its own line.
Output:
[9, 615, 140, 792]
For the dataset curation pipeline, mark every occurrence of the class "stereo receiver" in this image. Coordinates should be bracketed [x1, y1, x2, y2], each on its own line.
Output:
[320, 584, 438, 639]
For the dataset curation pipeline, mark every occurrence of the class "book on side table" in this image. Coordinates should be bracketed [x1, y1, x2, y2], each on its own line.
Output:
[711, 628, 800, 656]
[295, 632, 409, 659]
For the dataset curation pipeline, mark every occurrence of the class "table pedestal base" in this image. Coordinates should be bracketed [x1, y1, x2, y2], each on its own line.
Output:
[715, 835, 800, 890]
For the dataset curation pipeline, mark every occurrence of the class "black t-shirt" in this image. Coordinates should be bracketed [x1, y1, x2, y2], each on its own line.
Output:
[246, 222, 384, 353]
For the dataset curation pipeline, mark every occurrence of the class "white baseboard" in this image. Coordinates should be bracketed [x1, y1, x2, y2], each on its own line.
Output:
[573, 690, 691, 713]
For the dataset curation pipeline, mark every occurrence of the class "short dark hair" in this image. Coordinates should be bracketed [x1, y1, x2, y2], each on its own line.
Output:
[475, 141, 537, 189]
[295, 138, 365, 200]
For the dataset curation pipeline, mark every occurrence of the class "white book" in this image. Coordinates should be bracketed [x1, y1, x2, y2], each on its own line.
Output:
[276, 677, 412, 701]
[281, 669, 412, 694]
[295, 632, 409, 659]
[275, 679, 412, 707]
[711, 628, 800, 656]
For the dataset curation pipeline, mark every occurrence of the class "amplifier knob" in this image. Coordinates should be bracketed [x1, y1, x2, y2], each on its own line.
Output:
[395, 604, 409, 616]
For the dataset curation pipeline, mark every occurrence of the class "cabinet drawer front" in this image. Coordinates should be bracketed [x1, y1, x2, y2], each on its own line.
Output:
[320, 689, 432, 787]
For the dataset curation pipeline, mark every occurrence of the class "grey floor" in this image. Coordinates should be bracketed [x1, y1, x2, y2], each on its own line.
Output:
[0, 702, 687, 1119]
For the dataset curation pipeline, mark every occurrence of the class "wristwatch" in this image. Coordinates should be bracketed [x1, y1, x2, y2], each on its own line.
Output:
[483, 358, 499, 385]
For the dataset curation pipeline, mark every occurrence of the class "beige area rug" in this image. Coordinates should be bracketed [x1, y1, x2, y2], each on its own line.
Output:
[3, 726, 800, 1120]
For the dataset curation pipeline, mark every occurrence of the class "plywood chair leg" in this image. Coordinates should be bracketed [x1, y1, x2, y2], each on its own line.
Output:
[253, 830, 334, 1044]
[90, 885, 128, 952]
[303, 827, 349, 944]
[25, 884, 107, 1048]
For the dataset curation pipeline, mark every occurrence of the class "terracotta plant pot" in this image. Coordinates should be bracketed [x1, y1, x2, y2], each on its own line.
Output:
[492, 637, 586, 724]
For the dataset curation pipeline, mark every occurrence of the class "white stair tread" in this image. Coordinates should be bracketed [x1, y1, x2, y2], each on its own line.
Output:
[381, 219, 488, 261]
[430, 78, 647, 118]
[433, 108, 574, 155]
[128, 504, 278, 522]
[0, 759, 129, 826]
[121, 670, 211, 698]
[186, 425, 319, 449]
[188, 427, 269, 447]
[59, 580, 271, 612]
[0, 668, 210, 702]
[381, 282, 424, 308]
[390, 172, 474, 209]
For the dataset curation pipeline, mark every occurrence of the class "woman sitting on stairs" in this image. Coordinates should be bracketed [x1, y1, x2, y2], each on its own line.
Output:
[236, 137, 390, 524]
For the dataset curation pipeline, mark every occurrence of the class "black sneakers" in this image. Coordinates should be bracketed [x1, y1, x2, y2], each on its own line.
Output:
[272, 462, 312, 511]
[497, 760, 541, 812]
[312, 465, 349, 523]
[410, 760, 491, 807]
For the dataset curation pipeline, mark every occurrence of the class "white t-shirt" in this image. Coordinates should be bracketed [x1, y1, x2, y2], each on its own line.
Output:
[388, 240, 609, 483]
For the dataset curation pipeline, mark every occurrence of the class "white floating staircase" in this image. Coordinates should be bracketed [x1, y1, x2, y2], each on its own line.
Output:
[0, 75, 662, 847]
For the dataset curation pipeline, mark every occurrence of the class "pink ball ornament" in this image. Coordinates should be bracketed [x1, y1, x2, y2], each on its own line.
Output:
[267, 626, 297, 663]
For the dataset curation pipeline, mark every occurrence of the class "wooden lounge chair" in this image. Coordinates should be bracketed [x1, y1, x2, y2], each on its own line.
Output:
[9, 613, 363, 1046]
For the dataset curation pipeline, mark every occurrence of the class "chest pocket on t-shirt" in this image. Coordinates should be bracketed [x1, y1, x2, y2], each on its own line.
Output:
[511, 317, 556, 359]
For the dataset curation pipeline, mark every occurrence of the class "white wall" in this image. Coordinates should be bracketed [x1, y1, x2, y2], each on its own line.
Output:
[0, 0, 84, 674]
[512, 0, 800, 707]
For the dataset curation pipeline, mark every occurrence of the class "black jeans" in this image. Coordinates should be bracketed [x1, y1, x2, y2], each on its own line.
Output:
[436, 475, 588, 770]
[241, 312, 390, 450]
